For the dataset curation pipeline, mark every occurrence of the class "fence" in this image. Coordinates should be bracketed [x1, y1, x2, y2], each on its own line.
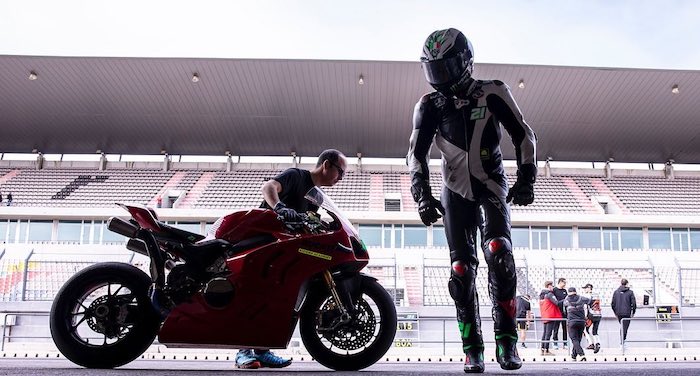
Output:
[2, 249, 700, 307]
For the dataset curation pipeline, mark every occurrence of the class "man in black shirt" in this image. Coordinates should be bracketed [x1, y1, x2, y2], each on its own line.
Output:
[552, 278, 568, 349]
[235, 149, 348, 369]
[516, 294, 532, 348]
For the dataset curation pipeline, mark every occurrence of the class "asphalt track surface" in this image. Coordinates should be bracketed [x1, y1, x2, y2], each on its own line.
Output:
[2, 359, 700, 376]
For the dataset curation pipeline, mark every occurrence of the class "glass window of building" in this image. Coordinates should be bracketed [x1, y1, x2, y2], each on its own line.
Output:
[578, 227, 601, 249]
[511, 227, 530, 248]
[204, 222, 215, 235]
[550, 227, 573, 249]
[18, 220, 28, 243]
[433, 225, 448, 247]
[359, 225, 382, 247]
[404, 225, 427, 247]
[531, 227, 549, 250]
[672, 228, 690, 251]
[102, 224, 126, 244]
[384, 226, 393, 248]
[691, 229, 700, 251]
[602, 227, 620, 251]
[0, 220, 7, 243]
[648, 228, 672, 250]
[394, 225, 402, 248]
[7, 220, 18, 243]
[82, 221, 99, 244]
[620, 228, 643, 250]
[28, 220, 53, 242]
[57, 221, 83, 243]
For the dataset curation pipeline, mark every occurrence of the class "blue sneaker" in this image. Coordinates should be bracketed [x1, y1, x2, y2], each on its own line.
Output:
[235, 349, 261, 369]
[254, 350, 292, 368]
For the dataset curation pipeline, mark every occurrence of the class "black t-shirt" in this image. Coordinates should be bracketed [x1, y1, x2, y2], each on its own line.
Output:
[553, 287, 568, 315]
[516, 296, 531, 318]
[260, 168, 318, 213]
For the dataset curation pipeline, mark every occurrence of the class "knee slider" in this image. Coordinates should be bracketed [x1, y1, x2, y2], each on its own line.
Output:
[484, 237, 516, 285]
[449, 261, 473, 305]
[485, 236, 512, 255]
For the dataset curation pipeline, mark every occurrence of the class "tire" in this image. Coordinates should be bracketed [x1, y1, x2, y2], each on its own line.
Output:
[300, 275, 397, 371]
[49, 262, 161, 368]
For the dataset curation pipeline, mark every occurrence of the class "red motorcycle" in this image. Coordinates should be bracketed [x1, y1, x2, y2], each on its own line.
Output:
[50, 187, 397, 370]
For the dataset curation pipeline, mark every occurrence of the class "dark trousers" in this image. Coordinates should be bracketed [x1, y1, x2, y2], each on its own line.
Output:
[442, 187, 516, 348]
[585, 318, 601, 337]
[568, 321, 586, 356]
[540, 321, 557, 350]
[552, 317, 568, 345]
[617, 315, 632, 341]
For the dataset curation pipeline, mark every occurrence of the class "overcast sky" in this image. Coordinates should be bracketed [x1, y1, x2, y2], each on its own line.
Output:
[2, 0, 699, 69]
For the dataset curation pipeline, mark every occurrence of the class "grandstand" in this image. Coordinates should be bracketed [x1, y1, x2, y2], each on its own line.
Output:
[2, 56, 700, 352]
[2, 163, 700, 308]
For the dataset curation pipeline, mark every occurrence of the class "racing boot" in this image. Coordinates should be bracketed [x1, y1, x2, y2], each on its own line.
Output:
[463, 346, 485, 373]
[495, 334, 522, 370]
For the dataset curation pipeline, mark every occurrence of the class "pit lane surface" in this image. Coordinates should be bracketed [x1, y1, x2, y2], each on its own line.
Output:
[2, 359, 700, 376]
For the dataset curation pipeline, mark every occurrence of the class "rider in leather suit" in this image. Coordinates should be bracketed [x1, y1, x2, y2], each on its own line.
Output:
[407, 28, 537, 373]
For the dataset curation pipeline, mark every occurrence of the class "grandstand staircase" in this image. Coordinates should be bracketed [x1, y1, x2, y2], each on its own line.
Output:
[176, 171, 216, 208]
[403, 266, 423, 306]
[590, 178, 631, 214]
[400, 174, 417, 211]
[368, 174, 385, 211]
[149, 171, 187, 206]
[0, 169, 20, 185]
[562, 177, 600, 213]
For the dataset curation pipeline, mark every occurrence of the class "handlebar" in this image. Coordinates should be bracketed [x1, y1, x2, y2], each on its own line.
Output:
[280, 212, 329, 234]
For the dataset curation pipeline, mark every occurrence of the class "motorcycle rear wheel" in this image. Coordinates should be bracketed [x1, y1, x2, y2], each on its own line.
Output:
[300, 275, 397, 371]
[49, 262, 161, 368]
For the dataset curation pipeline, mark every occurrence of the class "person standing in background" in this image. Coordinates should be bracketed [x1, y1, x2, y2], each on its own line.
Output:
[551, 278, 568, 349]
[611, 278, 636, 344]
[564, 287, 590, 361]
[516, 294, 533, 348]
[539, 281, 561, 356]
[581, 283, 601, 353]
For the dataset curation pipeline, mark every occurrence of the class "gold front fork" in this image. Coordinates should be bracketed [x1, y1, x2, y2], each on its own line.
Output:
[323, 270, 350, 319]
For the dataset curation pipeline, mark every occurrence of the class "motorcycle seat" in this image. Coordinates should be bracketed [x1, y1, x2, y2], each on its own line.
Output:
[157, 222, 207, 243]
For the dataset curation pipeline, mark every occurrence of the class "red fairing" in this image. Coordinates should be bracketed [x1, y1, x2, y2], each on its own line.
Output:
[158, 209, 366, 348]
[214, 209, 287, 244]
[123, 204, 161, 232]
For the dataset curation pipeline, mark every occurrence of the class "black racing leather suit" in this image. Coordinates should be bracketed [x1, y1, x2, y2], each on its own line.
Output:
[407, 79, 537, 350]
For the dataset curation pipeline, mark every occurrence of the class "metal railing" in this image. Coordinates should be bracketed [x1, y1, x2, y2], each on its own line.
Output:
[1, 310, 49, 351]
[619, 316, 700, 355]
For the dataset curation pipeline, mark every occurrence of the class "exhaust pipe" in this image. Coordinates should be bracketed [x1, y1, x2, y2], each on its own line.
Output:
[126, 238, 149, 256]
[107, 217, 139, 238]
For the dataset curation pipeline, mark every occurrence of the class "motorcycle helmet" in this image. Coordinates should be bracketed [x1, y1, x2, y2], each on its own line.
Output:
[420, 28, 474, 94]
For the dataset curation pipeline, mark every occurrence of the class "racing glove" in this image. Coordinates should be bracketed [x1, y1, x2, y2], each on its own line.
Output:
[418, 195, 445, 226]
[507, 164, 537, 206]
[273, 202, 301, 222]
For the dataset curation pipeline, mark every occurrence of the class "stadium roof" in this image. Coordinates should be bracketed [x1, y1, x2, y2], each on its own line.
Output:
[1, 55, 699, 163]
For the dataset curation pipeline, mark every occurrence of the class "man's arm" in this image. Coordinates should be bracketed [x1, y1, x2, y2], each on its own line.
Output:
[261, 169, 302, 221]
[407, 94, 438, 200]
[630, 293, 637, 316]
[261, 179, 283, 208]
[407, 94, 442, 225]
[486, 81, 537, 177]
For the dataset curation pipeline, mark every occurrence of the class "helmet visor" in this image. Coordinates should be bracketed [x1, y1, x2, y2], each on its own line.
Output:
[421, 54, 465, 85]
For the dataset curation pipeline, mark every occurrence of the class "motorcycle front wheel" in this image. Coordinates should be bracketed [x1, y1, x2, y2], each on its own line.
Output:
[49, 262, 161, 368]
[299, 274, 397, 371]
